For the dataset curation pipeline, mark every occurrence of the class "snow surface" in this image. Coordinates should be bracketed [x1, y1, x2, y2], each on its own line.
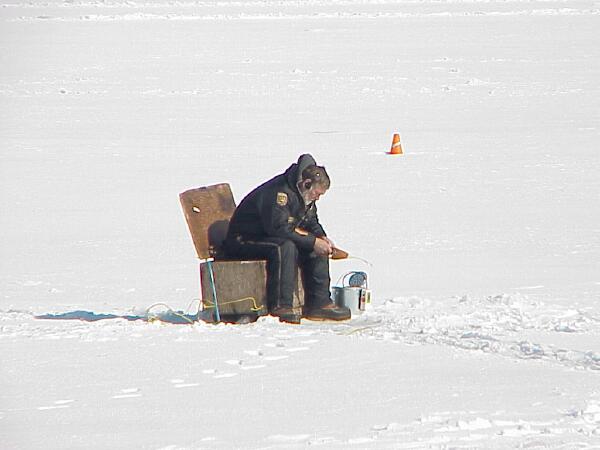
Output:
[1, 0, 599, 448]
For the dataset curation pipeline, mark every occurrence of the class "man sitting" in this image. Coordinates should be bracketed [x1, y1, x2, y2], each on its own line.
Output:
[223, 154, 351, 324]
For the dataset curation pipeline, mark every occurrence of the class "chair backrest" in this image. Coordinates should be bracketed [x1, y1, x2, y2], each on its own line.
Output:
[179, 183, 237, 259]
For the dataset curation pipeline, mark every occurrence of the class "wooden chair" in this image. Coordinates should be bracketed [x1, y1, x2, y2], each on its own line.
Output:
[179, 183, 304, 322]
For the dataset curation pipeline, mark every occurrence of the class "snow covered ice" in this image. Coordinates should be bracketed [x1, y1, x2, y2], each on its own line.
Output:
[1, 0, 599, 448]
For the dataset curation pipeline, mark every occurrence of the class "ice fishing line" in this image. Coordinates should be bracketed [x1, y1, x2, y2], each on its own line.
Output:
[345, 255, 373, 266]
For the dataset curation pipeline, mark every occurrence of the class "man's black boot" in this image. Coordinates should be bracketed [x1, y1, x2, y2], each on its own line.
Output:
[271, 306, 302, 324]
[304, 303, 351, 321]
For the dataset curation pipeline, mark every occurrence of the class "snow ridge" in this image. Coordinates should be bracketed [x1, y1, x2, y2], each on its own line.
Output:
[4, 292, 599, 370]
[349, 294, 600, 371]
[10, 8, 600, 21]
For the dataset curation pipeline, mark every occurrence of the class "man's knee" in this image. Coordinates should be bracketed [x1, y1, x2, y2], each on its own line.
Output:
[278, 239, 298, 261]
[310, 254, 330, 271]
[304, 255, 331, 286]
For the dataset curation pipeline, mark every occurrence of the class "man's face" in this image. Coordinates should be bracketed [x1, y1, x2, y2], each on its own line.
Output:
[303, 184, 328, 204]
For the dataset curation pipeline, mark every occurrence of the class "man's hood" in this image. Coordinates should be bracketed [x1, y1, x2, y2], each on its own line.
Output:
[284, 153, 317, 192]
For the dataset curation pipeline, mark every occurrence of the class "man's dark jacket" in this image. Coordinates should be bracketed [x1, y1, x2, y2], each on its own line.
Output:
[226, 154, 326, 251]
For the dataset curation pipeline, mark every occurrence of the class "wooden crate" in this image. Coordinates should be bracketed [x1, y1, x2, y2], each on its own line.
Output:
[200, 261, 304, 320]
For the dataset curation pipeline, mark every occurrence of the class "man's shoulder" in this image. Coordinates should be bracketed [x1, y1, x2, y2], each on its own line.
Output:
[256, 174, 294, 196]
[256, 178, 301, 212]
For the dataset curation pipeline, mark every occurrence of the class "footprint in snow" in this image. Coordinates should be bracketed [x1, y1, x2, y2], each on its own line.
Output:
[112, 388, 141, 399]
[264, 342, 286, 348]
[38, 399, 75, 410]
[264, 337, 316, 352]
[38, 405, 70, 411]
[266, 434, 311, 443]
[225, 359, 266, 371]
[241, 364, 266, 370]
[214, 372, 238, 379]
[285, 347, 309, 352]
[348, 437, 376, 444]
[263, 355, 289, 361]
[202, 368, 238, 379]
[170, 379, 199, 389]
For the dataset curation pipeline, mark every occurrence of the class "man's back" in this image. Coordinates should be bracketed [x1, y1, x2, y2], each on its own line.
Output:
[226, 155, 322, 250]
[226, 171, 289, 240]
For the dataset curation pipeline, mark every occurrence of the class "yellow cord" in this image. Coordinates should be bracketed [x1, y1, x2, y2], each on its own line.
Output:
[202, 296, 263, 312]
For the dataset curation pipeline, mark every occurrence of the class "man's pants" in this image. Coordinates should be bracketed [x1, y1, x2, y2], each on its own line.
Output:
[223, 236, 331, 311]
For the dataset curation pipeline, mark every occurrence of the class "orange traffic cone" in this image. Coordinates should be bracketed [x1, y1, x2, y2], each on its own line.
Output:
[388, 133, 403, 155]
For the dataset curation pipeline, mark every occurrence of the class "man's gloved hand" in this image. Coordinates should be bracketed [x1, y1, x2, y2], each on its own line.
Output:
[314, 237, 333, 256]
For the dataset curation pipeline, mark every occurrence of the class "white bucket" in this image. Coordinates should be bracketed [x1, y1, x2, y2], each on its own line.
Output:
[333, 286, 368, 314]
